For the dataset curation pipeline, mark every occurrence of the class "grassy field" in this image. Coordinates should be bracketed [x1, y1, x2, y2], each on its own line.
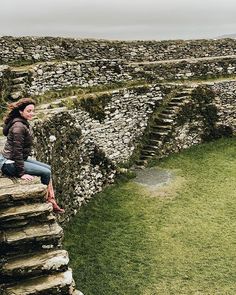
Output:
[63, 137, 236, 295]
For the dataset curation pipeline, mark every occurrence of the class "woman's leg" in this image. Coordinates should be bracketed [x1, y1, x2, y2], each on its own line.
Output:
[2, 163, 17, 177]
[24, 160, 64, 213]
[24, 160, 51, 185]
[26, 158, 51, 170]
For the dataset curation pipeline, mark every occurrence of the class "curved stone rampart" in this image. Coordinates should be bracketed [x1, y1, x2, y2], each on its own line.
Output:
[1, 55, 236, 101]
[30, 81, 235, 220]
[1, 36, 236, 64]
[0, 36, 235, 294]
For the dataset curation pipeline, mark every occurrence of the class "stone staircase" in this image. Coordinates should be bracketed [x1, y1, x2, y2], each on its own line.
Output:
[136, 87, 193, 167]
[10, 70, 30, 100]
[0, 177, 81, 295]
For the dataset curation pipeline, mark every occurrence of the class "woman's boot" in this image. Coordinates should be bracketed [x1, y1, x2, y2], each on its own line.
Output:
[48, 198, 65, 214]
[46, 181, 65, 214]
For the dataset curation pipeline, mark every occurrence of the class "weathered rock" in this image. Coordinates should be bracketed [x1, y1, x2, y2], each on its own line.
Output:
[0, 222, 63, 255]
[0, 180, 47, 208]
[3, 269, 73, 295]
[1, 249, 69, 281]
[0, 203, 54, 229]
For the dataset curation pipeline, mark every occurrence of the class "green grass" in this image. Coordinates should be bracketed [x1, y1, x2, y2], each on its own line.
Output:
[63, 138, 236, 295]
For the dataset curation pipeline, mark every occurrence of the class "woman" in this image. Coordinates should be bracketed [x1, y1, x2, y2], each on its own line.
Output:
[0, 98, 64, 214]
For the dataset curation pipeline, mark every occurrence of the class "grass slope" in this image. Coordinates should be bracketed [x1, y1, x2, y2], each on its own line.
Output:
[64, 138, 236, 295]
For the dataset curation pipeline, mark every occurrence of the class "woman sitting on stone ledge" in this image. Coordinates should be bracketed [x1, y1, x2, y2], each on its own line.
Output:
[0, 98, 64, 214]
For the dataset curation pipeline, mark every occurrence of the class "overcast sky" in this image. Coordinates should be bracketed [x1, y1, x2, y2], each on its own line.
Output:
[0, 0, 235, 40]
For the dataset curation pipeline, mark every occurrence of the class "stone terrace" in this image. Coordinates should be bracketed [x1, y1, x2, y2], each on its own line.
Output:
[0, 176, 81, 295]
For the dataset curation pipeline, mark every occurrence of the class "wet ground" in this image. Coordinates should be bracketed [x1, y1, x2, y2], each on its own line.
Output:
[132, 167, 174, 189]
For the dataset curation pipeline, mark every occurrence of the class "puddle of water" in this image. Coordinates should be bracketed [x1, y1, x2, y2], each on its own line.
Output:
[132, 167, 174, 189]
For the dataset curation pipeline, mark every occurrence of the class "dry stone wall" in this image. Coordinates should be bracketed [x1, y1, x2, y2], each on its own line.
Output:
[33, 112, 116, 223]
[1, 56, 236, 101]
[1, 36, 236, 64]
[138, 82, 235, 162]
[29, 60, 131, 95]
[31, 82, 235, 222]
[73, 86, 163, 164]
[128, 56, 236, 82]
[212, 81, 236, 131]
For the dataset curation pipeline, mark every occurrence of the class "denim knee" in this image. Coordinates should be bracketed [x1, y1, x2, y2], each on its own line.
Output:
[41, 169, 51, 185]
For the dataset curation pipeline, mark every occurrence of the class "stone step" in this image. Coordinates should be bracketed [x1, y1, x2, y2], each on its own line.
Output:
[161, 109, 176, 115]
[141, 149, 156, 156]
[154, 117, 173, 125]
[0, 203, 54, 229]
[3, 269, 73, 295]
[0, 222, 63, 255]
[140, 154, 153, 160]
[1, 249, 69, 282]
[0, 182, 47, 208]
[149, 139, 163, 145]
[175, 89, 193, 97]
[171, 95, 188, 102]
[12, 70, 29, 78]
[168, 101, 184, 106]
[12, 83, 26, 90]
[150, 130, 169, 136]
[12, 77, 27, 84]
[151, 124, 172, 130]
[143, 145, 159, 151]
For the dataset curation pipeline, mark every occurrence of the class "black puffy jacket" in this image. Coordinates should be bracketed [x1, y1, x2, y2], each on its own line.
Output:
[2, 117, 33, 176]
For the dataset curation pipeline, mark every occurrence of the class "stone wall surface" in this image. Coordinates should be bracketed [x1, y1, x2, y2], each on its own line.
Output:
[212, 81, 236, 130]
[33, 112, 116, 223]
[1, 56, 236, 100]
[128, 56, 236, 82]
[73, 86, 163, 164]
[28, 60, 131, 95]
[1, 36, 236, 64]
[31, 81, 235, 222]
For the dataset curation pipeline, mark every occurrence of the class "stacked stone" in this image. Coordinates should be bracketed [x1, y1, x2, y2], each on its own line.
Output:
[33, 112, 116, 222]
[212, 81, 236, 132]
[0, 176, 79, 295]
[29, 60, 131, 95]
[136, 86, 195, 166]
[128, 55, 236, 82]
[1, 36, 236, 64]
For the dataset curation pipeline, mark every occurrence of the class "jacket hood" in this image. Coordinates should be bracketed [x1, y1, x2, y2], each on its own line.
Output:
[3, 117, 29, 136]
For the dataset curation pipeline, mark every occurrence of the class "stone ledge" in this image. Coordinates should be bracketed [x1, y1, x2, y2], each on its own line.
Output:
[3, 269, 73, 295]
[0, 203, 54, 229]
[0, 177, 47, 207]
[0, 223, 63, 256]
[2, 249, 69, 281]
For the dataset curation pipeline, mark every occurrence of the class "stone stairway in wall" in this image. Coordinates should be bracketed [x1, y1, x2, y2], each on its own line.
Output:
[0, 176, 81, 295]
[10, 70, 30, 100]
[136, 86, 194, 167]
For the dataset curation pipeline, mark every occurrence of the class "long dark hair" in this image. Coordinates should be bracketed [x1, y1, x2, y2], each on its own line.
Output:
[3, 98, 36, 125]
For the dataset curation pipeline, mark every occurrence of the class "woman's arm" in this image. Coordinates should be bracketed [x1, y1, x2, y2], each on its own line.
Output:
[12, 123, 26, 177]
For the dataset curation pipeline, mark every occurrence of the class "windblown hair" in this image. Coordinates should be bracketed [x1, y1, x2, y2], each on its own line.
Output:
[3, 98, 36, 125]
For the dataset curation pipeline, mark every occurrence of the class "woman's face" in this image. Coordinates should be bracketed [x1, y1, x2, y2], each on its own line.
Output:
[19, 104, 35, 121]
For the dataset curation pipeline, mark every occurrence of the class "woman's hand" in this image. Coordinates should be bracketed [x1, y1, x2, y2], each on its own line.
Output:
[21, 174, 35, 181]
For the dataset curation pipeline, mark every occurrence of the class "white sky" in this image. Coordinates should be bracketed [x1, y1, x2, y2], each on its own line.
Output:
[0, 0, 236, 40]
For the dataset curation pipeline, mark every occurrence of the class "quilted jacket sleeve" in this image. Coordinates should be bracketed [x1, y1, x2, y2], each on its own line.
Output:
[11, 123, 26, 177]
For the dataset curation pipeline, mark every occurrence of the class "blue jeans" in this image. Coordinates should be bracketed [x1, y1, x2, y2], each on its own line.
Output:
[2, 158, 51, 185]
